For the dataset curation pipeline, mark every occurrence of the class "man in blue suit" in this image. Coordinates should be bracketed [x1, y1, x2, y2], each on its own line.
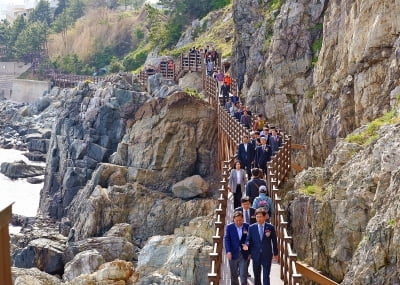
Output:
[237, 135, 255, 179]
[243, 208, 278, 285]
[224, 211, 250, 285]
[267, 127, 282, 156]
[254, 137, 271, 174]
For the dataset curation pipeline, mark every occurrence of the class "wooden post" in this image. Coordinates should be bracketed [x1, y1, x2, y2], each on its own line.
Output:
[0, 204, 12, 285]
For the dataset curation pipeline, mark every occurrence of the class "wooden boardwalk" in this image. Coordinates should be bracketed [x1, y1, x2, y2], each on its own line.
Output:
[219, 192, 284, 285]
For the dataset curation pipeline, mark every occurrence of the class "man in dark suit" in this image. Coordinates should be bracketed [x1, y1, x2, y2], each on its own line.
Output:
[234, 196, 256, 225]
[268, 127, 282, 156]
[243, 209, 278, 285]
[224, 211, 250, 285]
[254, 137, 271, 174]
[237, 135, 255, 179]
[245, 168, 267, 204]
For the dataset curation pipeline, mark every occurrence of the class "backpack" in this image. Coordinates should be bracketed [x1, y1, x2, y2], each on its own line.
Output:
[255, 197, 270, 213]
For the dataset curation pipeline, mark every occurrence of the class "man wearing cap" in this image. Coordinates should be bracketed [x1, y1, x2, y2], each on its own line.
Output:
[252, 186, 274, 220]
[243, 208, 278, 285]
[224, 211, 250, 285]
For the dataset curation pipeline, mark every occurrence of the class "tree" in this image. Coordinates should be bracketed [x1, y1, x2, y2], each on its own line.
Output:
[0, 20, 11, 47]
[14, 22, 48, 62]
[52, 11, 73, 48]
[67, 0, 86, 21]
[29, 0, 52, 26]
[54, 0, 70, 17]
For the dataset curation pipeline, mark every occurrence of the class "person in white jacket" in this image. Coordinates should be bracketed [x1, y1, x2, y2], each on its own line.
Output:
[228, 161, 248, 209]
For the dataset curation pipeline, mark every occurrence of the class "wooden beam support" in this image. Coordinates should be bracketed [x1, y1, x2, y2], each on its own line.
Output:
[296, 261, 339, 285]
[291, 144, 307, 150]
[291, 162, 304, 172]
[0, 204, 12, 285]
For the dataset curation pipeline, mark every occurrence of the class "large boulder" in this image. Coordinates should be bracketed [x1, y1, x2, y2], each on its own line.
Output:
[172, 175, 209, 198]
[137, 235, 211, 285]
[13, 238, 66, 275]
[12, 267, 62, 285]
[66, 260, 138, 285]
[63, 249, 105, 281]
[64, 237, 135, 264]
[1, 160, 45, 179]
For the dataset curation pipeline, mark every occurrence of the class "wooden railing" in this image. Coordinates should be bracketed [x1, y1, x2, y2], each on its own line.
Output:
[205, 65, 339, 284]
[0, 204, 12, 285]
[48, 72, 106, 88]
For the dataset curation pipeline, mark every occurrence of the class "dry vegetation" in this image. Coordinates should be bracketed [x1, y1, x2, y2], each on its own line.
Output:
[48, 8, 146, 60]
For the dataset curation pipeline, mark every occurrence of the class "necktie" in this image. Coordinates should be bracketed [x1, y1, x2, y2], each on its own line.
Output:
[245, 210, 250, 224]
[259, 225, 263, 240]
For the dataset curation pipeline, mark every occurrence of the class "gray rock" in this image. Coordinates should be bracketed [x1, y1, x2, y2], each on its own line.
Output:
[12, 267, 62, 285]
[1, 160, 45, 179]
[63, 249, 105, 281]
[64, 237, 134, 264]
[13, 238, 66, 275]
[172, 175, 209, 198]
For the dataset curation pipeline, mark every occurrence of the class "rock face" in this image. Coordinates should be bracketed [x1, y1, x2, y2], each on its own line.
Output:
[111, 91, 218, 191]
[289, 122, 400, 284]
[39, 84, 150, 219]
[172, 174, 209, 198]
[137, 235, 211, 285]
[231, 0, 400, 166]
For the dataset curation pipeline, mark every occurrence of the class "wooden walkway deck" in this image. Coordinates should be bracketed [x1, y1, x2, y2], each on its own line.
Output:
[219, 192, 284, 285]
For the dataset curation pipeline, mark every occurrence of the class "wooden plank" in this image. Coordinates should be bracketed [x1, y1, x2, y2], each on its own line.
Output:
[291, 162, 304, 172]
[291, 143, 307, 150]
[296, 261, 339, 285]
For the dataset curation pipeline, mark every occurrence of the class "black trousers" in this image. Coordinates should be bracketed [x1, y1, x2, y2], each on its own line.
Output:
[234, 185, 242, 209]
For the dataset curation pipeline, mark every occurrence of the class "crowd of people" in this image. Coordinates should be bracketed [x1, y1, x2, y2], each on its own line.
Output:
[203, 53, 283, 284]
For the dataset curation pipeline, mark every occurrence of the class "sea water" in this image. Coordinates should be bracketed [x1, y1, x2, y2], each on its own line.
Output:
[0, 148, 44, 233]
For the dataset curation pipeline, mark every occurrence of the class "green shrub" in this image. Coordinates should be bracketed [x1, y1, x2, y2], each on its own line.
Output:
[346, 109, 400, 145]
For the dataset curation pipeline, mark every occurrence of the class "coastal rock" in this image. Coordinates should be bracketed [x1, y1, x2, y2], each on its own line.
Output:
[66, 260, 138, 285]
[64, 237, 135, 264]
[40, 85, 150, 219]
[137, 235, 211, 285]
[0, 160, 45, 179]
[290, 123, 400, 283]
[63, 250, 105, 281]
[12, 267, 62, 285]
[113, 91, 218, 192]
[67, 179, 216, 242]
[13, 238, 66, 275]
[172, 175, 209, 198]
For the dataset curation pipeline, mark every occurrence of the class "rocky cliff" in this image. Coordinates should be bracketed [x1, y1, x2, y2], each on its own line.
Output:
[289, 105, 400, 284]
[10, 73, 219, 284]
[231, 0, 400, 166]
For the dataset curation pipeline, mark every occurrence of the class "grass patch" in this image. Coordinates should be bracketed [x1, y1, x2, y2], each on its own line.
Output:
[270, 0, 284, 11]
[346, 109, 400, 146]
[305, 89, 315, 99]
[185, 87, 204, 99]
[387, 219, 396, 227]
[311, 38, 323, 66]
[299, 184, 326, 201]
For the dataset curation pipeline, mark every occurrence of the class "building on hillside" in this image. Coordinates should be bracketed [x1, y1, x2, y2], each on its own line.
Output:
[2, 0, 58, 23]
